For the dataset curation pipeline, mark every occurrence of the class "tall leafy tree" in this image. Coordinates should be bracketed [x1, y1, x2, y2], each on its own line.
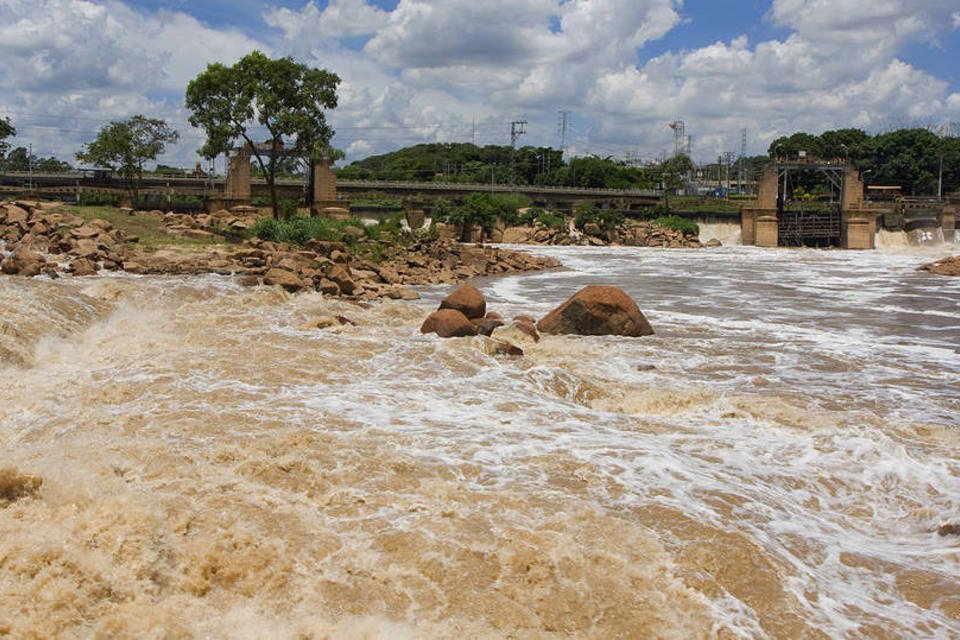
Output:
[185, 50, 340, 219]
[76, 115, 179, 204]
[0, 116, 15, 158]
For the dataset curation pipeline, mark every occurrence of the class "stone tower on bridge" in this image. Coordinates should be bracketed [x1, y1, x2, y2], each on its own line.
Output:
[741, 159, 876, 249]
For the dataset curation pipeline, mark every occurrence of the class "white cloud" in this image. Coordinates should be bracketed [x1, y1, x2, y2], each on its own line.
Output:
[1, 0, 960, 166]
[265, 0, 389, 56]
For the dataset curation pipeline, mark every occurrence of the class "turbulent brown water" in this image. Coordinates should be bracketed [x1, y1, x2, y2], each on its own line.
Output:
[1, 241, 959, 638]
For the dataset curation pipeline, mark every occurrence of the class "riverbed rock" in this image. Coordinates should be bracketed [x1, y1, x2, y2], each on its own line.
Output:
[704, 238, 723, 248]
[69, 257, 98, 276]
[537, 285, 654, 337]
[492, 323, 540, 346]
[1, 248, 46, 276]
[264, 267, 304, 292]
[420, 309, 478, 338]
[479, 337, 524, 358]
[918, 256, 960, 276]
[326, 263, 357, 295]
[0, 467, 43, 506]
[439, 283, 486, 319]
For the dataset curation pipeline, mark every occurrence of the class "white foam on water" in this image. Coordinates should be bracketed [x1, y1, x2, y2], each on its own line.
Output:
[3, 248, 960, 637]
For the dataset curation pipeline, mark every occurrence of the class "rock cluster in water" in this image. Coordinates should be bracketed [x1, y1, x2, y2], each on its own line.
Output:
[917, 256, 960, 276]
[420, 283, 654, 355]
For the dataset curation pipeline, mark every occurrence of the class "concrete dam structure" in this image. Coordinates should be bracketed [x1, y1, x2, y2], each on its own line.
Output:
[740, 158, 957, 250]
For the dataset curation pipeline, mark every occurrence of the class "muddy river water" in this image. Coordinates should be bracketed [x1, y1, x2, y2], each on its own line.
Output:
[1, 241, 959, 638]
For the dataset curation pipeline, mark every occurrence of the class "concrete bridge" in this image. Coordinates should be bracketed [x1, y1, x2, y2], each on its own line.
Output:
[1, 167, 660, 211]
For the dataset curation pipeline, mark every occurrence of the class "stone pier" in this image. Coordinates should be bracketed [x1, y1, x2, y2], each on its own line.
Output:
[208, 146, 253, 213]
[741, 165, 779, 247]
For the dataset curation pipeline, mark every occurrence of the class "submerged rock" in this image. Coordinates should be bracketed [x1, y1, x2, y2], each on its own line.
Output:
[537, 285, 654, 337]
[918, 256, 960, 276]
[0, 468, 42, 506]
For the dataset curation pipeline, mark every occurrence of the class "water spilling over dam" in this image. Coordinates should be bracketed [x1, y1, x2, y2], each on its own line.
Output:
[1, 243, 959, 637]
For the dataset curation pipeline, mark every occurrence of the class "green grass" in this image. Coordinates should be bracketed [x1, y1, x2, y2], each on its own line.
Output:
[654, 215, 700, 236]
[54, 205, 225, 248]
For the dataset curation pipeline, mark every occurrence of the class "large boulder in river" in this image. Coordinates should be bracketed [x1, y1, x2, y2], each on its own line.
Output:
[439, 283, 486, 319]
[420, 309, 478, 338]
[537, 285, 654, 337]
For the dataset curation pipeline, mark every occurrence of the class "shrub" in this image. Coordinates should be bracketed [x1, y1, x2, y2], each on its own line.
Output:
[654, 214, 699, 236]
[489, 193, 533, 226]
[536, 210, 566, 230]
[249, 216, 348, 245]
[431, 198, 455, 222]
[575, 202, 623, 230]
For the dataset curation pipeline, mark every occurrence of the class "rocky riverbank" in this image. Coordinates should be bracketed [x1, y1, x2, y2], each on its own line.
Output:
[0, 201, 562, 299]
[438, 218, 718, 249]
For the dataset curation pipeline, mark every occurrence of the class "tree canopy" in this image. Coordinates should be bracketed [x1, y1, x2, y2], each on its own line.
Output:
[76, 115, 179, 202]
[4, 146, 71, 173]
[336, 142, 661, 190]
[0, 117, 15, 156]
[769, 127, 960, 195]
[185, 50, 340, 219]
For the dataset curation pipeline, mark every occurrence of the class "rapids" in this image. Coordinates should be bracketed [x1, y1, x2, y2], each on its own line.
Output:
[1, 243, 959, 638]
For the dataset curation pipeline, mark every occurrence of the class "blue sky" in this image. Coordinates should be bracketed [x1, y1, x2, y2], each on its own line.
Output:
[1, 0, 959, 167]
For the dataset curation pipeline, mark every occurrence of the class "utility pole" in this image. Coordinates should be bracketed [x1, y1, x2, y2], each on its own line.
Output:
[738, 128, 747, 193]
[28, 143, 33, 190]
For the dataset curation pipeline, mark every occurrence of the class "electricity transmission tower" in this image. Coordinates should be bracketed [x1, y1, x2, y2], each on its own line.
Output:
[668, 120, 687, 157]
[557, 110, 569, 154]
[510, 120, 527, 185]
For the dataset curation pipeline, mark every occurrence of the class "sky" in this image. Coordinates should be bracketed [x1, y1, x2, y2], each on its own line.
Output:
[1, 0, 959, 170]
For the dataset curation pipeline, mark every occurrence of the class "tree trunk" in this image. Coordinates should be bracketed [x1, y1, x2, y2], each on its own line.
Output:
[268, 173, 280, 220]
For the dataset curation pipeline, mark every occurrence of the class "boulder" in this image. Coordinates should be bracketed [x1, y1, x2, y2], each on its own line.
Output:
[326, 263, 356, 295]
[473, 316, 504, 337]
[69, 258, 98, 276]
[264, 268, 304, 292]
[1, 248, 45, 276]
[420, 309, 477, 338]
[502, 226, 534, 244]
[537, 285, 654, 337]
[439, 283, 486, 319]
[317, 278, 341, 296]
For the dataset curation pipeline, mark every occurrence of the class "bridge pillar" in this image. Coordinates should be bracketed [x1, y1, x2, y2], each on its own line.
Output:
[842, 214, 875, 250]
[840, 165, 873, 249]
[226, 147, 251, 200]
[756, 165, 779, 209]
[840, 165, 864, 211]
[940, 205, 956, 240]
[755, 215, 779, 247]
[312, 159, 339, 214]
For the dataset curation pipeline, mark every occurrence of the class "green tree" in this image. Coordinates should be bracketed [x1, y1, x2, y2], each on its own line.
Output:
[0, 117, 14, 157]
[76, 115, 179, 203]
[186, 50, 340, 219]
[5, 146, 72, 173]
